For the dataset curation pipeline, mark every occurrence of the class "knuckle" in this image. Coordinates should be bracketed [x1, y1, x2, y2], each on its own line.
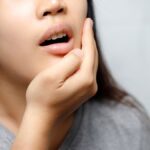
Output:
[80, 78, 98, 97]
[56, 79, 65, 88]
[86, 81, 98, 97]
[87, 78, 94, 87]
[81, 76, 94, 89]
[91, 82, 98, 96]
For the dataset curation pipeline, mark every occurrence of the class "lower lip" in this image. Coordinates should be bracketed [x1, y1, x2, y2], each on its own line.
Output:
[40, 38, 74, 55]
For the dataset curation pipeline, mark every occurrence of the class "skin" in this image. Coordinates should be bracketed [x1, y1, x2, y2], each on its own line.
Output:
[0, 0, 98, 149]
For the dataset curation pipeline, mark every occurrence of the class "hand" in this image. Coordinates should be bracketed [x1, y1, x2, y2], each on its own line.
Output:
[25, 18, 98, 122]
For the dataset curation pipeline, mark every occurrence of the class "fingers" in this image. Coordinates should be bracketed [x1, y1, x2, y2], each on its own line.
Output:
[81, 18, 98, 81]
[51, 48, 83, 82]
[40, 18, 98, 92]
[63, 18, 98, 95]
[81, 18, 95, 76]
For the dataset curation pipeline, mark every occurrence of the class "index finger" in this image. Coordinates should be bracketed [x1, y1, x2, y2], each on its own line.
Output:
[81, 18, 95, 75]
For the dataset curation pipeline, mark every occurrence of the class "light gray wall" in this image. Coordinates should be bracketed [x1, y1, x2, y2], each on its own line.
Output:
[93, 0, 150, 114]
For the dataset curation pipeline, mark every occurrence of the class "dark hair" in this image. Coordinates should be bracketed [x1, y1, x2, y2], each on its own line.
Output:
[87, 0, 129, 102]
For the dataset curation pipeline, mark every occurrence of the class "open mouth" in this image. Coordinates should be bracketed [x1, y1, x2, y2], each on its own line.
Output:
[40, 33, 70, 46]
[38, 24, 74, 55]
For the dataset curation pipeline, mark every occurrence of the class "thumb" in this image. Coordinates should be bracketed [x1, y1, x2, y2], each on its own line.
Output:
[53, 48, 83, 81]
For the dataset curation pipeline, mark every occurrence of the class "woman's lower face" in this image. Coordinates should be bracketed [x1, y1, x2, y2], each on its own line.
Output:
[0, 0, 88, 83]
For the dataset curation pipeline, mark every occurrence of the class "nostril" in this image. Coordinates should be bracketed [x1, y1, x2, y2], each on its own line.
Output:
[43, 11, 50, 16]
[43, 8, 64, 16]
[57, 8, 64, 13]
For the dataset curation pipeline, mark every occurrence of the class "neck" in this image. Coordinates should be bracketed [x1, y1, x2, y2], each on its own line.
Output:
[0, 73, 27, 130]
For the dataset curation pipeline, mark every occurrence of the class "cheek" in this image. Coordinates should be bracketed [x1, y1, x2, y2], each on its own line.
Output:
[69, 0, 87, 21]
[0, 0, 36, 46]
[0, 1, 36, 69]
[68, 1, 87, 48]
[0, 23, 33, 73]
[0, 21, 36, 83]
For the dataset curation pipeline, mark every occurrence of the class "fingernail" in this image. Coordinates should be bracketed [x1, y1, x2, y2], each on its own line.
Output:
[89, 18, 93, 27]
[72, 49, 83, 58]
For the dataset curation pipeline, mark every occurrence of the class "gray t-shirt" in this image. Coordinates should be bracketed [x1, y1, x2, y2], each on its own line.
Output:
[0, 96, 150, 150]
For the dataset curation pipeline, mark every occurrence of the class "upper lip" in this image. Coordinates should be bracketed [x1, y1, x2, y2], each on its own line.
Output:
[39, 23, 73, 46]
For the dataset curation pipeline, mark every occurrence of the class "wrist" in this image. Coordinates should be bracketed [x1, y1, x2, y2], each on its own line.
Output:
[12, 105, 57, 150]
[23, 104, 58, 130]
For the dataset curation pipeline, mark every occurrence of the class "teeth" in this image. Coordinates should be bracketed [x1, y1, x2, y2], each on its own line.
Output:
[47, 33, 67, 41]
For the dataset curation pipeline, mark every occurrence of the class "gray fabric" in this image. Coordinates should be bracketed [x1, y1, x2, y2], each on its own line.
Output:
[0, 96, 150, 150]
[0, 124, 15, 150]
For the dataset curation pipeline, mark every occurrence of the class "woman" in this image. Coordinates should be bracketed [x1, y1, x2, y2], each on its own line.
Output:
[0, 0, 150, 150]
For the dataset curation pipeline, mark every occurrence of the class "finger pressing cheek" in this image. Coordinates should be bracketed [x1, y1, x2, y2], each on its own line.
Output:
[81, 18, 95, 75]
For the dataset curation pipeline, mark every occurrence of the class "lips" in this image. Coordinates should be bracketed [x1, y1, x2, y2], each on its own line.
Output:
[39, 24, 74, 55]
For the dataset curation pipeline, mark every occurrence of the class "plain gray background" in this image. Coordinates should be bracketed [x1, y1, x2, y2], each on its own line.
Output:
[93, 0, 150, 114]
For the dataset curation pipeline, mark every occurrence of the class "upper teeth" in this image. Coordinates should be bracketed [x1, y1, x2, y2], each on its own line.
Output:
[47, 33, 67, 41]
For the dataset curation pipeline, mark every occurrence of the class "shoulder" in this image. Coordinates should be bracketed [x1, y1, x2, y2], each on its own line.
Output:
[81, 95, 150, 149]
[84, 95, 150, 126]
[84, 95, 150, 123]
